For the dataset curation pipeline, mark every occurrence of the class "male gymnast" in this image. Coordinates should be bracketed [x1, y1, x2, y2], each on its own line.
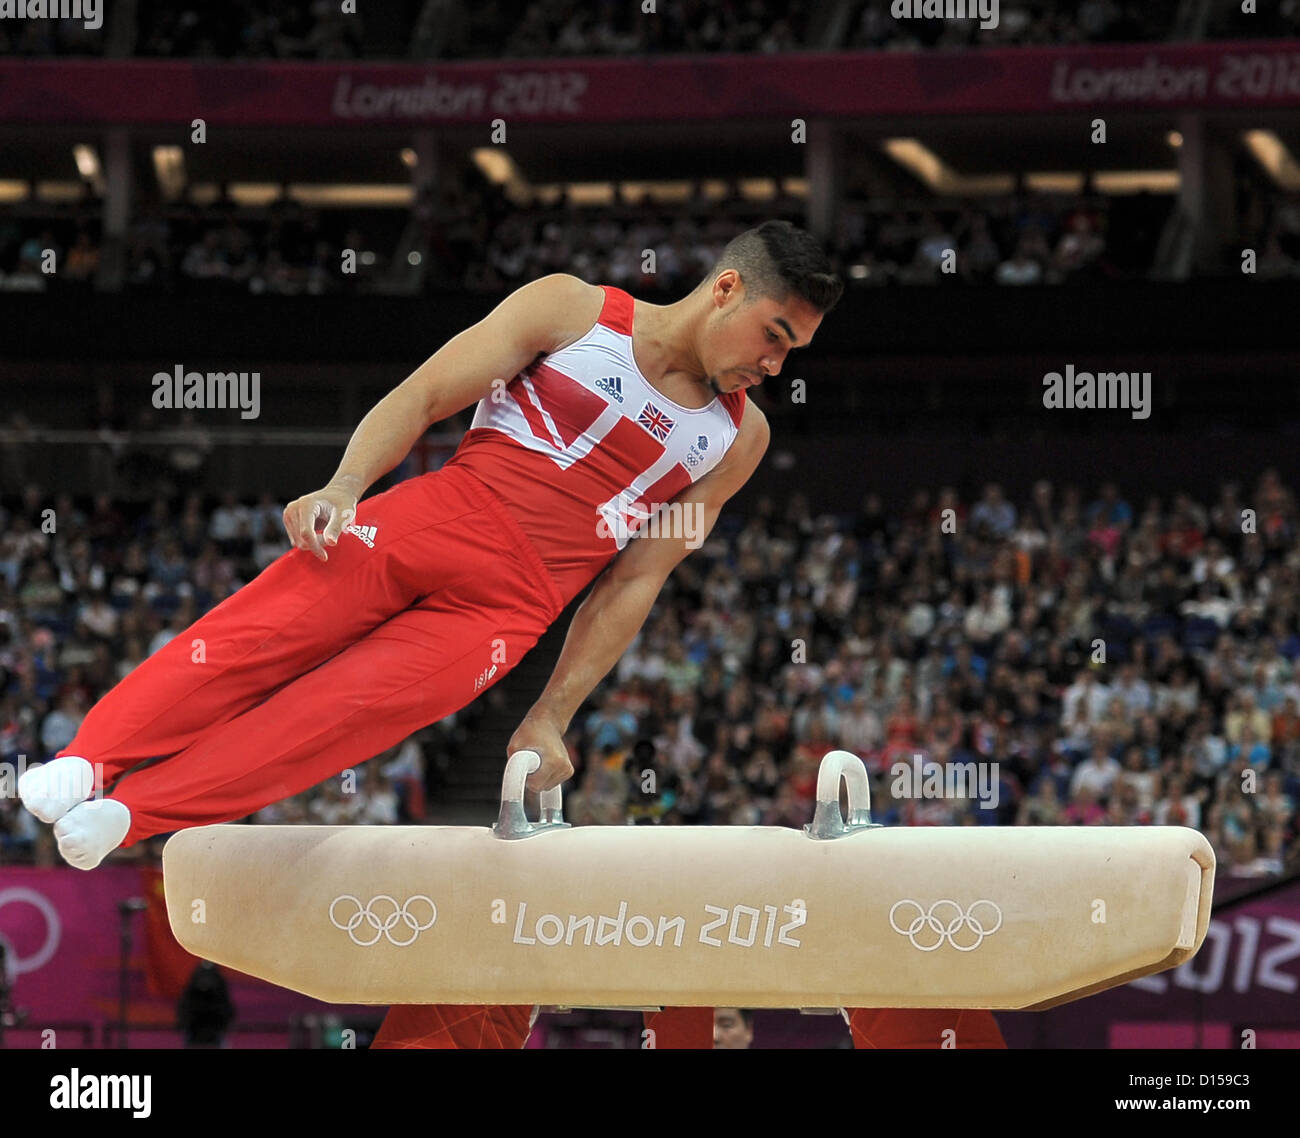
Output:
[21, 220, 1003, 1049]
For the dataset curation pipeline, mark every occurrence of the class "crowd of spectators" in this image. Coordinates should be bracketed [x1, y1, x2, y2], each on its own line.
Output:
[0, 211, 101, 293]
[848, 0, 1167, 50]
[0, 185, 1182, 294]
[34, 171, 1300, 292]
[444, 182, 1169, 292]
[1, 194, 399, 296]
[124, 198, 398, 294]
[834, 194, 1124, 286]
[487, 0, 812, 59]
[133, 0, 367, 59]
[2, 462, 1298, 884]
[560, 472, 1300, 883]
[9, 0, 1299, 60]
[458, 180, 803, 294]
[1207, 0, 1300, 41]
[0, 12, 105, 56]
[8, 180, 1151, 295]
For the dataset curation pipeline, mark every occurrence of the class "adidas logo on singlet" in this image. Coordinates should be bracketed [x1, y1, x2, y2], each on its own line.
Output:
[595, 375, 624, 403]
[344, 523, 377, 548]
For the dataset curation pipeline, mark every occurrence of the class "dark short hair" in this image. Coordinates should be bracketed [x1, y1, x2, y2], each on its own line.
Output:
[703, 220, 843, 313]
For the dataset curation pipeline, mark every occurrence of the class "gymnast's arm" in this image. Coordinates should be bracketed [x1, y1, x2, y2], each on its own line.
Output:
[285, 273, 596, 558]
[511, 399, 771, 793]
[328, 273, 596, 499]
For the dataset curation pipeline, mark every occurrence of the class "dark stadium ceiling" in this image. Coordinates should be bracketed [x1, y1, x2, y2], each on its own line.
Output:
[845, 117, 1178, 174]
[7, 112, 1300, 189]
[133, 129, 416, 183]
[0, 126, 92, 181]
[462, 120, 806, 182]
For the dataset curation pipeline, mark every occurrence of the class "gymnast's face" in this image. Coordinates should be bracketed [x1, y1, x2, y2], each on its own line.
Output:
[704, 275, 822, 396]
[713, 1007, 753, 1049]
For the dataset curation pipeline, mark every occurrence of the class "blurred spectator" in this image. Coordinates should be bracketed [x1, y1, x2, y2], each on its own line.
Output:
[176, 960, 235, 1048]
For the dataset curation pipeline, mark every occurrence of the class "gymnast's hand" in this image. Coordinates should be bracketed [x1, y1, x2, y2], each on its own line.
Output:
[508, 712, 574, 793]
[282, 482, 358, 562]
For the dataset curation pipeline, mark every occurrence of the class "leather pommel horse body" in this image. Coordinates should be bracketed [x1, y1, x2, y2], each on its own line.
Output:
[162, 750, 1215, 1010]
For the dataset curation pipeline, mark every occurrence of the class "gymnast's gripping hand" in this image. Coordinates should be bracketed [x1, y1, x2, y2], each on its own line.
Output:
[282, 482, 358, 562]
[508, 712, 574, 793]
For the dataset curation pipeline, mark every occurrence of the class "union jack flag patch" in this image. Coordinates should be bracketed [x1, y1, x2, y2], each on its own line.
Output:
[636, 401, 676, 441]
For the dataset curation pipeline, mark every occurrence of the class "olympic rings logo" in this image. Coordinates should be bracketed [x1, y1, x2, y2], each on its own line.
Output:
[328, 895, 438, 947]
[0, 887, 63, 976]
[888, 899, 1003, 952]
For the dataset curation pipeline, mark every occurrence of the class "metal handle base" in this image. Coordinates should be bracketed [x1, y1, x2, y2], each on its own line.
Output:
[492, 749, 571, 839]
[804, 750, 882, 840]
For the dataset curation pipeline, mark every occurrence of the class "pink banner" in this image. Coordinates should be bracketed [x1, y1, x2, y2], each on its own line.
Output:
[998, 875, 1300, 1048]
[1111, 877, 1300, 1040]
[3, 41, 1300, 127]
[0, 866, 375, 1047]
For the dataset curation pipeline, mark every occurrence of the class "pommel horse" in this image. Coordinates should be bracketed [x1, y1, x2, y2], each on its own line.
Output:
[162, 750, 1214, 1013]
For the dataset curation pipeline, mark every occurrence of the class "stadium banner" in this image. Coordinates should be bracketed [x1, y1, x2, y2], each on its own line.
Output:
[4, 41, 1300, 126]
[1000, 876, 1300, 1048]
[0, 865, 374, 1046]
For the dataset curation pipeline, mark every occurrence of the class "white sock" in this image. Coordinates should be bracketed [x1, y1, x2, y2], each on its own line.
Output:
[18, 755, 96, 823]
[54, 798, 132, 871]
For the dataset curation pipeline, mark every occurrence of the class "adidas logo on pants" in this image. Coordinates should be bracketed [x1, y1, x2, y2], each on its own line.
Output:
[345, 524, 377, 548]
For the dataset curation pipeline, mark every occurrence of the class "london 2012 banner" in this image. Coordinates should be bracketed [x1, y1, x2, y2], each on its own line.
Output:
[4, 41, 1300, 127]
[997, 875, 1300, 1048]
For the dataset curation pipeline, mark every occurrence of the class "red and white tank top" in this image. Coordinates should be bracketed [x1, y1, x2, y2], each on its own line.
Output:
[444, 285, 746, 603]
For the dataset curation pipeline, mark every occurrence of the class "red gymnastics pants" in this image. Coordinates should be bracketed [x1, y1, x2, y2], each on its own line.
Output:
[56, 462, 565, 846]
[370, 1005, 1006, 1049]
